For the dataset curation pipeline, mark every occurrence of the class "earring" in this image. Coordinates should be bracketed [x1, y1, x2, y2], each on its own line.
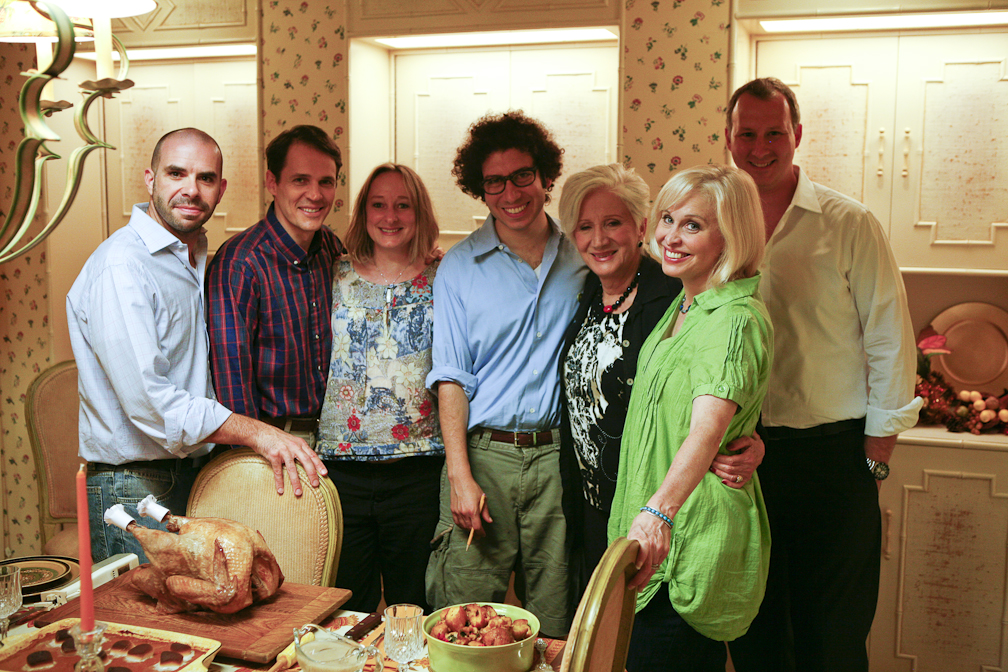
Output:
[638, 241, 643, 248]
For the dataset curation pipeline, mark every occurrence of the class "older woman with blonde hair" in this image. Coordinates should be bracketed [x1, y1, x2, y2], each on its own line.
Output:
[608, 165, 773, 671]
[558, 164, 764, 601]
[316, 163, 443, 613]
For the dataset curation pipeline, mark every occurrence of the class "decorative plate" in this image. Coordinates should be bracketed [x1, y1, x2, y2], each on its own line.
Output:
[0, 557, 73, 594]
[931, 302, 1008, 392]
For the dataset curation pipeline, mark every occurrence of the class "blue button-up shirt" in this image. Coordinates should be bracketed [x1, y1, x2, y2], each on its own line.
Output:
[427, 214, 587, 431]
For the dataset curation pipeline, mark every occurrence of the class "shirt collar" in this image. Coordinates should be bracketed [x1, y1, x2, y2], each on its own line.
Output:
[265, 203, 322, 261]
[129, 203, 204, 257]
[469, 212, 564, 257]
[790, 167, 822, 215]
[693, 274, 762, 311]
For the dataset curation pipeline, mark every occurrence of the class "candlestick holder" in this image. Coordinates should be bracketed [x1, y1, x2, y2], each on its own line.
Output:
[70, 621, 108, 672]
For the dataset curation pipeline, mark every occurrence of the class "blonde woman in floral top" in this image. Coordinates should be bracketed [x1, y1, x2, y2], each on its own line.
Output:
[317, 163, 443, 612]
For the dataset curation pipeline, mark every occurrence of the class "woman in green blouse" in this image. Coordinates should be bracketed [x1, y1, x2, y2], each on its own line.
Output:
[608, 165, 773, 671]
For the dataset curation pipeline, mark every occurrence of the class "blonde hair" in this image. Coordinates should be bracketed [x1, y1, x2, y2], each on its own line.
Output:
[558, 163, 650, 239]
[649, 165, 764, 289]
[344, 164, 439, 264]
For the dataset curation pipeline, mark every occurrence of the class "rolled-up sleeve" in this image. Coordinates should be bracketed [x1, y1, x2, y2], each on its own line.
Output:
[426, 256, 479, 397]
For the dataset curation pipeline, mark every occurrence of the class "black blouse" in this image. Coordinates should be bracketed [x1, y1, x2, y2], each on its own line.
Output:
[559, 255, 682, 545]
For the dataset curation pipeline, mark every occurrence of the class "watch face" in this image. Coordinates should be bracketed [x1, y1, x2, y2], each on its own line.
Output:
[871, 461, 890, 481]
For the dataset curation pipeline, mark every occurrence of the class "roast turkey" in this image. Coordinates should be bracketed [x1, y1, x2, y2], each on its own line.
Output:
[105, 497, 284, 614]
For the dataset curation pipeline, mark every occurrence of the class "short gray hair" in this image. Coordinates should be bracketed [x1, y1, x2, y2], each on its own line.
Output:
[558, 163, 650, 239]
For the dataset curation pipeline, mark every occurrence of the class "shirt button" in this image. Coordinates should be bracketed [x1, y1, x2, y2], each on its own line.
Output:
[315, 334, 320, 340]
[718, 384, 727, 392]
[498, 244, 505, 250]
[294, 260, 300, 265]
[627, 377, 634, 386]
[622, 339, 630, 348]
[529, 408, 535, 413]
[533, 369, 539, 375]
[536, 331, 542, 338]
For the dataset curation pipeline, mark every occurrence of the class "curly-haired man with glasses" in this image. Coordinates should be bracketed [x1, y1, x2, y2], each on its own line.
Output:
[425, 111, 587, 636]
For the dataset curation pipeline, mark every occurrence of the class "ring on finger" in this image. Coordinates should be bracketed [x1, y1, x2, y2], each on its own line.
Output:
[735, 475, 743, 483]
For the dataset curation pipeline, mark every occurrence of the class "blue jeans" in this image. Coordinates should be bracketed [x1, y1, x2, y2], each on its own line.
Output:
[86, 460, 198, 564]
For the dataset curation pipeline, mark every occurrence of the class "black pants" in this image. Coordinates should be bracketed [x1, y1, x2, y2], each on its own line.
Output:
[728, 419, 880, 672]
[626, 587, 726, 672]
[326, 455, 444, 613]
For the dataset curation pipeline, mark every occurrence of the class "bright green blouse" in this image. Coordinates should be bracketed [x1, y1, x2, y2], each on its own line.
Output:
[607, 274, 773, 642]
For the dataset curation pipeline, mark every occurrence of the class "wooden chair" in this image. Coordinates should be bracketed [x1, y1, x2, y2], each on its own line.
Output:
[561, 537, 640, 672]
[187, 448, 343, 586]
[25, 360, 80, 558]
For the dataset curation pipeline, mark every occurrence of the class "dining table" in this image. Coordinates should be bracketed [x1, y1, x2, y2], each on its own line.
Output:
[5, 603, 569, 672]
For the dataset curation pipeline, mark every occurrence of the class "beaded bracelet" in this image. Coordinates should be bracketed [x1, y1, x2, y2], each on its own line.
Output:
[640, 505, 673, 529]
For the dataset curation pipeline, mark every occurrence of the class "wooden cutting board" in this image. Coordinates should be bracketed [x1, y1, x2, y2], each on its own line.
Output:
[36, 573, 351, 663]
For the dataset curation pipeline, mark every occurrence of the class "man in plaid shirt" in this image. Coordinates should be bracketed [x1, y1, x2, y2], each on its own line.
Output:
[207, 125, 346, 446]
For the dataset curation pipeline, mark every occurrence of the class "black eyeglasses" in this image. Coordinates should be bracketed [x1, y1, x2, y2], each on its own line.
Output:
[481, 167, 538, 195]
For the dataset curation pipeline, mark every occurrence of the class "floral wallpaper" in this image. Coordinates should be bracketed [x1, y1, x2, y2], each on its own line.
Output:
[0, 43, 51, 557]
[620, 0, 731, 196]
[260, 0, 350, 231]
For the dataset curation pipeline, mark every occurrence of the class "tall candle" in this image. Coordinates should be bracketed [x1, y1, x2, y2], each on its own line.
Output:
[76, 464, 94, 632]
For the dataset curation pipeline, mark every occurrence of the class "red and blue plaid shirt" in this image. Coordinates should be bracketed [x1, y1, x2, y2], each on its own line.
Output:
[207, 204, 346, 420]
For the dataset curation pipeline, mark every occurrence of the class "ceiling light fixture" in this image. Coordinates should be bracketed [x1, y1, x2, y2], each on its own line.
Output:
[760, 11, 1008, 33]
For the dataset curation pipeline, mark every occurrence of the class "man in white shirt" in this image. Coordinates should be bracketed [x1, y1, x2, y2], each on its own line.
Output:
[724, 79, 921, 671]
[67, 128, 326, 563]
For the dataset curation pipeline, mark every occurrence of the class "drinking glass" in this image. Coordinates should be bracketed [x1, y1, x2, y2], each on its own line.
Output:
[0, 566, 22, 646]
[383, 604, 424, 672]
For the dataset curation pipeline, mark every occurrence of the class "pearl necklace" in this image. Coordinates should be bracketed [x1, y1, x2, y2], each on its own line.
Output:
[602, 272, 640, 314]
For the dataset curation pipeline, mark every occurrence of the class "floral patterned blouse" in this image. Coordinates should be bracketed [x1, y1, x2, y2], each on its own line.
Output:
[316, 259, 444, 461]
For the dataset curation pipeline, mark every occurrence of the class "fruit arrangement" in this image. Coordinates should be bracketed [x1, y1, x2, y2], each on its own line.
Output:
[916, 328, 1008, 435]
[428, 603, 533, 647]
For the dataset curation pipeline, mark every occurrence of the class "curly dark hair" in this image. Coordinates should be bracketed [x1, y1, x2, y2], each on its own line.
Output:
[452, 110, 564, 203]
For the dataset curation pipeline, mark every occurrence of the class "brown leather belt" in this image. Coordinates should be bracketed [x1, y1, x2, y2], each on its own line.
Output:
[477, 427, 556, 447]
[263, 415, 319, 433]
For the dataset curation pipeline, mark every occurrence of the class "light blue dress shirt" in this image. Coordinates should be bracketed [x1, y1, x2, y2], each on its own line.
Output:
[426, 214, 587, 431]
[67, 204, 233, 464]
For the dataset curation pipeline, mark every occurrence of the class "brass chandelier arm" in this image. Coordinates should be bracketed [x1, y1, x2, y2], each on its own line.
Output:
[1, 1, 133, 264]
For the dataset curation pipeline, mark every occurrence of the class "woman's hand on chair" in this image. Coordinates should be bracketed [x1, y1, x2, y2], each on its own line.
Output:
[626, 507, 672, 591]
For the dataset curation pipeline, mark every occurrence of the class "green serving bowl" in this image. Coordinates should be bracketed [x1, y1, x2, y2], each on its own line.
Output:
[423, 602, 541, 672]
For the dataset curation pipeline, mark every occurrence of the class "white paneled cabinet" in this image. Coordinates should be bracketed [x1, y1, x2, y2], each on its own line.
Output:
[871, 428, 1008, 671]
[755, 32, 1008, 273]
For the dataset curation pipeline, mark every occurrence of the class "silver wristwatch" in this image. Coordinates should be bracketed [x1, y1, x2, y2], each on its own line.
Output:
[866, 457, 890, 481]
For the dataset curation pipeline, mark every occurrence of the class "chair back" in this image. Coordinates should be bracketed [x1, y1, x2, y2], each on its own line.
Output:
[561, 537, 640, 672]
[187, 448, 342, 586]
[25, 360, 80, 556]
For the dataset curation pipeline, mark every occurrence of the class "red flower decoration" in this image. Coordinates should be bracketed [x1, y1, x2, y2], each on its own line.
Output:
[347, 415, 360, 431]
[392, 424, 409, 441]
[412, 275, 428, 288]
[339, 442, 351, 453]
[419, 399, 432, 417]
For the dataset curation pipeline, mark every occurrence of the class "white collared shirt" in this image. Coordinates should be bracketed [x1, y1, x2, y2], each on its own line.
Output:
[759, 168, 922, 436]
[67, 204, 232, 464]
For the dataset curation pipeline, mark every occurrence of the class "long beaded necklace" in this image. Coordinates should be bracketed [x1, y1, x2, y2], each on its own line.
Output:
[601, 271, 640, 314]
